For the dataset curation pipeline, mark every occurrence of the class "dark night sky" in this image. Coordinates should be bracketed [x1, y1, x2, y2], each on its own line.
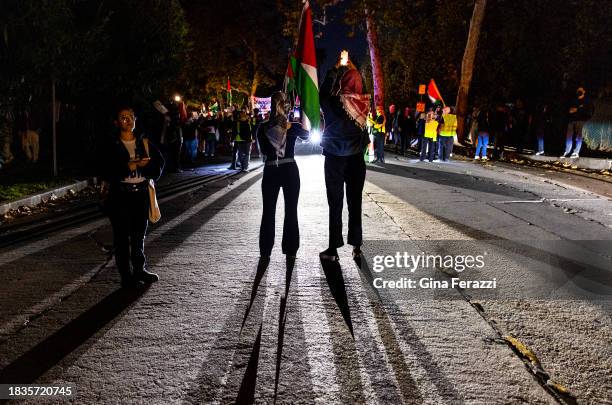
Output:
[315, 1, 368, 80]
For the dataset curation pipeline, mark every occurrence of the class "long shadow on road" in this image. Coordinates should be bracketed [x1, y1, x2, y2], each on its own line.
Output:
[0, 173, 263, 387]
[0, 287, 147, 386]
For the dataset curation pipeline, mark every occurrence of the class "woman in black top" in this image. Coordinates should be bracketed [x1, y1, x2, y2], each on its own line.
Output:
[99, 106, 164, 289]
[256, 91, 308, 260]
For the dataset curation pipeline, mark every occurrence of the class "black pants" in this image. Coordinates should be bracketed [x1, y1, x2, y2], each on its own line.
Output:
[324, 153, 366, 248]
[229, 142, 239, 168]
[420, 137, 435, 161]
[108, 187, 149, 279]
[438, 136, 453, 161]
[259, 162, 300, 257]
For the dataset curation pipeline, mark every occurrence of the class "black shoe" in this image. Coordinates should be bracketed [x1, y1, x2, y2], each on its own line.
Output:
[352, 246, 362, 259]
[319, 248, 339, 261]
[134, 269, 159, 283]
[121, 277, 143, 290]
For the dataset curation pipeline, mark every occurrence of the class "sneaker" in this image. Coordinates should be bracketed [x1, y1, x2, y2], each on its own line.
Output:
[570, 153, 579, 158]
[134, 269, 159, 283]
[474, 156, 481, 160]
[560, 153, 570, 158]
[319, 248, 339, 262]
[228, 165, 236, 170]
[535, 151, 544, 156]
[482, 156, 489, 161]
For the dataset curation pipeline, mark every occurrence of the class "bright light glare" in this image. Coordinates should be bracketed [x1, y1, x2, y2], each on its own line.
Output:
[310, 129, 321, 144]
[174, 95, 181, 102]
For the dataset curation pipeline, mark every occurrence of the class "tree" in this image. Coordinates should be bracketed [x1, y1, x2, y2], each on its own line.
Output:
[365, 5, 385, 108]
[455, 0, 486, 144]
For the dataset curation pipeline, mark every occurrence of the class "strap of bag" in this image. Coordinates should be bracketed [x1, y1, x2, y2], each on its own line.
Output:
[143, 137, 150, 157]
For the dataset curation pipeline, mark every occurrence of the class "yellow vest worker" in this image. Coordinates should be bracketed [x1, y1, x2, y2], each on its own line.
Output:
[439, 113, 457, 137]
[424, 120, 439, 141]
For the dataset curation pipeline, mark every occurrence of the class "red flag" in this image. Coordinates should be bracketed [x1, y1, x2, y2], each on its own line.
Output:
[427, 79, 445, 106]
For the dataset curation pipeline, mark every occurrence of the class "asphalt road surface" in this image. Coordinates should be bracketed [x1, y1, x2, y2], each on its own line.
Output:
[0, 153, 610, 404]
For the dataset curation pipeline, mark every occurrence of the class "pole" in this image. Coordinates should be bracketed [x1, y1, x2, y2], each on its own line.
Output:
[52, 77, 57, 176]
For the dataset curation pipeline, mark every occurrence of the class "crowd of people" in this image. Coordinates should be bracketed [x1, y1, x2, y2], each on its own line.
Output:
[374, 86, 595, 163]
[149, 102, 268, 174]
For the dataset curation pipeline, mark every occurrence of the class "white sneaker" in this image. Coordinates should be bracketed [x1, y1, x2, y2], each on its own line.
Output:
[570, 153, 579, 158]
[560, 153, 569, 158]
[474, 156, 481, 160]
[535, 151, 544, 156]
[482, 156, 488, 161]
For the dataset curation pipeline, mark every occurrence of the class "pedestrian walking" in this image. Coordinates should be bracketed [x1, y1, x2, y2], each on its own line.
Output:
[319, 59, 371, 261]
[99, 106, 164, 289]
[561, 87, 594, 158]
[257, 91, 309, 261]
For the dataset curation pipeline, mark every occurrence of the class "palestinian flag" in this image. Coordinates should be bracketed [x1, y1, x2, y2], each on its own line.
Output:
[210, 102, 219, 114]
[284, 54, 297, 95]
[227, 77, 232, 107]
[427, 79, 445, 106]
[294, 1, 320, 131]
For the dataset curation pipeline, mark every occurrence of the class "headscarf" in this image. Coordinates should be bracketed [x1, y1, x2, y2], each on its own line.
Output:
[337, 69, 370, 129]
[266, 91, 290, 158]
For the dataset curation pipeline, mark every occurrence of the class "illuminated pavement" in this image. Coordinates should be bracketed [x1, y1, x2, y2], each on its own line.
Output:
[0, 153, 610, 404]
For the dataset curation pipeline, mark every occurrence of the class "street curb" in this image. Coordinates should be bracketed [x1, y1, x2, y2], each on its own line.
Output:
[385, 144, 611, 171]
[0, 179, 92, 215]
[520, 154, 612, 171]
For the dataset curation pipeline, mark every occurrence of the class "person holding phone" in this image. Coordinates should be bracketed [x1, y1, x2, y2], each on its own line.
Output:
[256, 91, 309, 262]
[99, 106, 165, 289]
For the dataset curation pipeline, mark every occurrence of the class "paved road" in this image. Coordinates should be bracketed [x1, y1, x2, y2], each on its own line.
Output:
[0, 153, 610, 404]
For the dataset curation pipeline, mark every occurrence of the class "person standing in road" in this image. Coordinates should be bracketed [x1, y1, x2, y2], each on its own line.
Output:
[234, 110, 253, 171]
[319, 55, 371, 261]
[257, 91, 309, 261]
[99, 106, 164, 289]
[562, 87, 594, 158]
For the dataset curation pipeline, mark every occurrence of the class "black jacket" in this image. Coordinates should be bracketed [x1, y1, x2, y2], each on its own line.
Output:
[98, 134, 164, 186]
[568, 97, 594, 122]
[320, 67, 368, 157]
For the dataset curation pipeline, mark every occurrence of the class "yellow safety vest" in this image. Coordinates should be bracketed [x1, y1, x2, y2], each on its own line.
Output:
[439, 114, 457, 137]
[424, 120, 439, 140]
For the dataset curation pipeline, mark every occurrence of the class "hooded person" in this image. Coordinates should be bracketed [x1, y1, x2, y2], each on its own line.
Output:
[319, 58, 371, 261]
[256, 91, 309, 261]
